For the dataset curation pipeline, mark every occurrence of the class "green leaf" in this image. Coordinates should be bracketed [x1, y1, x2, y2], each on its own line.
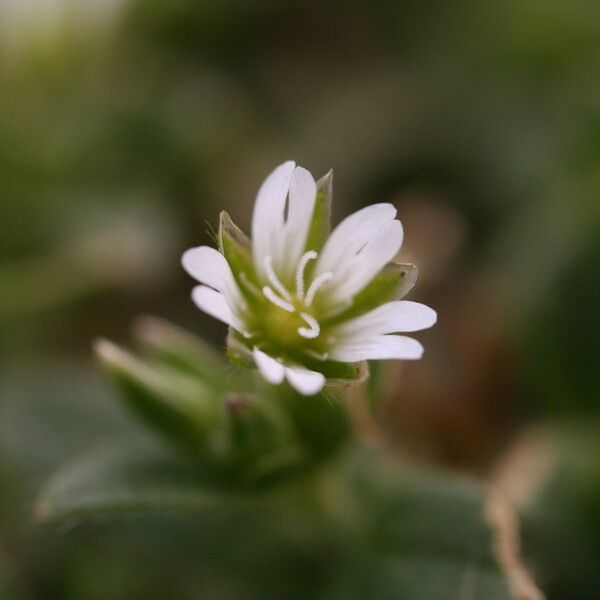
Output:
[326, 555, 511, 600]
[327, 451, 514, 600]
[35, 437, 256, 523]
[35, 442, 514, 599]
[325, 262, 418, 325]
[94, 339, 219, 454]
[350, 453, 498, 560]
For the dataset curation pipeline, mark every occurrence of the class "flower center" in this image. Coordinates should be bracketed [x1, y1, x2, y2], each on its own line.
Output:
[261, 252, 333, 345]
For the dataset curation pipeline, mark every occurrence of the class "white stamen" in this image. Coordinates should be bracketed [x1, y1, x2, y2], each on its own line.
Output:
[263, 286, 295, 312]
[239, 272, 261, 298]
[298, 312, 320, 339]
[226, 291, 247, 313]
[304, 272, 334, 306]
[264, 256, 292, 302]
[295, 250, 317, 300]
[305, 349, 330, 361]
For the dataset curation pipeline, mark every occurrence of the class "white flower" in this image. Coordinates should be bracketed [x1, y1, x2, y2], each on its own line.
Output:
[182, 161, 436, 395]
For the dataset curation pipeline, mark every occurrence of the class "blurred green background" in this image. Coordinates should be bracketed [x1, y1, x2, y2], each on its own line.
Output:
[1, 1, 599, 598]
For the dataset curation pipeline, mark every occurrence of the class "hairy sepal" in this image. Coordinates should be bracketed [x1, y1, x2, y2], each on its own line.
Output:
[218, 211, 261, 304]
[304, 170, 333, 254]
[325, 262, 418, 325]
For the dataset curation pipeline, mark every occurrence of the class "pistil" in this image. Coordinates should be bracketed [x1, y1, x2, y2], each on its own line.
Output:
[260, 253, 334, 344]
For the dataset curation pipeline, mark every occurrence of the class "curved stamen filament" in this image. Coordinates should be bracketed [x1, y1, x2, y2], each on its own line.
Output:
[304, 272, 334, 306]
[239, 272, 261, 298]
[264, 256, 292, 302]
[295, 250, 317, 300]
[298, 312, 320, 339]
[263, 285, 295, 312]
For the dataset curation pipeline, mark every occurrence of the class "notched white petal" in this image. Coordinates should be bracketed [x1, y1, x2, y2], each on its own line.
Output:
[182, 246, 230, 291]
[315, 203, 397, 275]
[333, 300, 437, 339]
[253, 348, 285, 384]
[329, 334, 424, 362]
[285, 366, 326, 395]
[330, 219, 404, 303]
[283, 166, 317, 272]
[252, 160, 295, 278]
[182, 246, 245, 314]
[392, 301, 437, 331]
[192, 285, 238, 328]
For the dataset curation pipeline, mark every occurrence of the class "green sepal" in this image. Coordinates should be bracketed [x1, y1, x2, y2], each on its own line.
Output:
[326, 360, 369, 386]
[394, 262, 419, 298]
[306, 357, 369, 387]
[218, 211, 261, 301]
[227, 328, 367, 388]
[94, 339, 219, 454]
[325, 262, 418, 325]
[226, 327, 255, 369]
[304, 170, 333, 253]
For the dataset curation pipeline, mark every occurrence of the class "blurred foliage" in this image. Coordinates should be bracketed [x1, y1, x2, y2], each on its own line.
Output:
[520, 427, 600, 599]
[1, 0, 599, 598]
[35, 441, 512, 599]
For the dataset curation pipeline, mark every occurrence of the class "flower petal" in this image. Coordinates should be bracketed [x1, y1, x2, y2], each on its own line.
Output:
[182, 246, 232, 292]
[314, 203, 397, 276]
[253, 348, 285, 384]
[281, 166, 317, 274]
[251, 161, 295, 280]
[191, 285, 238, 328]
[285, 366, 326, 395]
[327, 219, 404, 306]
[183, 245, 245, 313]
[328, 334, 424, 362]
[332, 300, 437, 340]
